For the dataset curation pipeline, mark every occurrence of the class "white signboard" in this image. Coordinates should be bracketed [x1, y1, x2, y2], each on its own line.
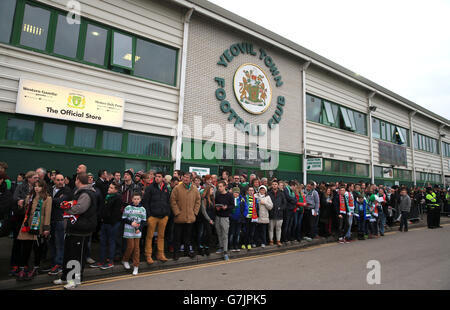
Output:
[189, 167, 210, 176]
[16, 79, 125, 128]
[306, 158, 323, 171]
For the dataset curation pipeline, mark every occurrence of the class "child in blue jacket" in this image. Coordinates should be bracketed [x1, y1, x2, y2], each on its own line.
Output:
[229, 187, 248, 252]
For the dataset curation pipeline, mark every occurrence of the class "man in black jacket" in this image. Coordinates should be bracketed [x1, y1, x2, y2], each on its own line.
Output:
[47, 174, 72, 275]
[54, 173, 96, 289]
[94, 169, 109, 198]
[143, 172, 171, 264]
[281, 181, 297, 243]
[268, 179, 286, 246]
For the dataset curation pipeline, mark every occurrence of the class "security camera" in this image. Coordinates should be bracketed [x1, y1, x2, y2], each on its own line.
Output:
[369, 105, 377, 112]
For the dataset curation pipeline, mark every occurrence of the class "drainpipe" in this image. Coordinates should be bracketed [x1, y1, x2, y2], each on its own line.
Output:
[439, 124, 446, 188]
[302, 61, 311, 185]
[368, 91, 376, 184]
[175, 8, 194, 170]
[409, 110, 417, 186]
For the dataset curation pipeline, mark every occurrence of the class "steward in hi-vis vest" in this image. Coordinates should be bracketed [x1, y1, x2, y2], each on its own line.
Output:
[425, 187, 441, 229]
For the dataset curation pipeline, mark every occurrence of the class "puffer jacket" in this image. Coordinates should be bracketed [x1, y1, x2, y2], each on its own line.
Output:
[255, 193, 273, 224]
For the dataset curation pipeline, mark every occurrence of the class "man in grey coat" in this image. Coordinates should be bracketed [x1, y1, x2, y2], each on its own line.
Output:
[304, 182, 320, 240]
[399, 188, 411, 232]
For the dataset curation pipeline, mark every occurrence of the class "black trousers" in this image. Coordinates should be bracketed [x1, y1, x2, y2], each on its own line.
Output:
[61, 235, 89, 282]
[433, 207, 441, 227]
[281, 211, 294, 242]
[10, 218, 23, 266]
[17, 237, 44, 267]
[303, 209, 316, 238]
[173, 223, 193, 252]
[338, 214, 349, 239]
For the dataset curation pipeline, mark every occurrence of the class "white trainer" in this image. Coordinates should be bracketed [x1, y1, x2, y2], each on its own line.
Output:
[53, 279, 66, 285]
[86, 257, 95, 264]
[64, 280, 78, 290]
[122, 261, 131, 270]
[132, 267, 139, 275]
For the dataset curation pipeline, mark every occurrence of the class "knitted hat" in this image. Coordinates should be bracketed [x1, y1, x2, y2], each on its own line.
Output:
[232, 187, 241, 194]
[124, 169, 134, 179]
[258, 185, 267, 193]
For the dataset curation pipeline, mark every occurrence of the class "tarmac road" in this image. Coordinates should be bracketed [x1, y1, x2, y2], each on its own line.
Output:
[40, 223, 450, 290]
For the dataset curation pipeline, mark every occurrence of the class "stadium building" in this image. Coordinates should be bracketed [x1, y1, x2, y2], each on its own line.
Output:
[0, 0, 449, 187]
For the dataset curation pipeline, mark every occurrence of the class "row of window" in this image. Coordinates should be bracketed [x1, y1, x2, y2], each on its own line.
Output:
[443, 142, 450, 158]
[413, 132, 439, 155]
[3, 116, 171, 159]
[372, 118, 409, 146]
[0, 0, 178, 86]
[322, 159, 369, 177]
[416, 172, 442, 184]
[306, 94, 367, 135]
[374, 166, 412, 181]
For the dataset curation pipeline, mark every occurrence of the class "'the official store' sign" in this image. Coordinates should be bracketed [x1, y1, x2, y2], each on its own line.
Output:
[16, 79, 125, 128]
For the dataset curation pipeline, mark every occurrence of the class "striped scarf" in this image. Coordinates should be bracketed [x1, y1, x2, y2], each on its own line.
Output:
[339, 194, 347, 214]
[246, 194, 258, 219]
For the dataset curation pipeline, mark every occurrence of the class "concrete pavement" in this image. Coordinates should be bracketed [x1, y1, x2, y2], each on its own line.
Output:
[36, 221, 450, 290]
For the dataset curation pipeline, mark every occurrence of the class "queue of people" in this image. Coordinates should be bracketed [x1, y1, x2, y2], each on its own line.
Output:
[0, 160, 449, 289]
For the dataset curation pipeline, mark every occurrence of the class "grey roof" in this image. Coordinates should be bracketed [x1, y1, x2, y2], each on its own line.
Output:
[184, 0, 450, 127]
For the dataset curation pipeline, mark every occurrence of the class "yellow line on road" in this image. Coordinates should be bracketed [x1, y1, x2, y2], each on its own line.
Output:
[35, 242, 335, 290]
[35, 223, 449, 290]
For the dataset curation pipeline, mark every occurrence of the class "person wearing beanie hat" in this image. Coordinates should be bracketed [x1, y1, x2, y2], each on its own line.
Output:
[255, 185, 273, 248]
[229, 187, 247, 252]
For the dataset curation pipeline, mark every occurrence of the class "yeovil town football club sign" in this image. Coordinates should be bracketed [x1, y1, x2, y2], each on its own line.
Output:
[214, 42, 285, 136]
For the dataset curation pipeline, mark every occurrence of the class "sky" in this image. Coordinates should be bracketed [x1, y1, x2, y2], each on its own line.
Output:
[208, 0, 450, 120]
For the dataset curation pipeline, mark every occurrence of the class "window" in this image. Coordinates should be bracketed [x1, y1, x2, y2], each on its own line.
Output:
[102, 131, 122, 151]
[322, 101, 335, 125]
[380, 122, 386, 140]
[112, 32, 133, 69]
[83, 24, 108, 66]
[20, 4, 51, 51]
[324, 159, 332, 172]
[6, 118, 35, 142]
[134, 38, 177, 85]
[306, 94, 321, 122]
[331, 161, 340, 173]
[347, 109, 357, 131]
[127, 133, 170, 157]
[413, 132, 439, 154]
[74, 127, 96, 148]
[341, 161, 353, 175]
[372, 118, 380, 139]
[53, 14, 80, 58]
[374, 166, 383, 179]
[42, 123, 67, 145]
[0, 0, 16, 44]
[340, 106, 352, 130]
[413, 132, 418, 150]
[125, 159, 146, 173]
[354, 111, 367, 135]
[385, 123, 391, 142]
[355, 164, 369, 177]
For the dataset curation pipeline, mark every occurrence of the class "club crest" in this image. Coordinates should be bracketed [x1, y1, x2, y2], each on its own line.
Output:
[233, 63, 272, 115]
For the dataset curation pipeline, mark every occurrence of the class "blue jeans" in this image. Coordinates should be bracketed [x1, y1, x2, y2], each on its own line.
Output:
[100, 222, 121, 264]
[357, 213, 368, 235]
[229, 220, 242, 249]
[49, 221, 65, 266]
[378, 212, 386, 234]
[293, 211, 304, 240]
[345, 214, 353, 239]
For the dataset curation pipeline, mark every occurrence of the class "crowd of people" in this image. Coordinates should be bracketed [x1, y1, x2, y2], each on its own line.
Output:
[0, 161, 449, 289]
